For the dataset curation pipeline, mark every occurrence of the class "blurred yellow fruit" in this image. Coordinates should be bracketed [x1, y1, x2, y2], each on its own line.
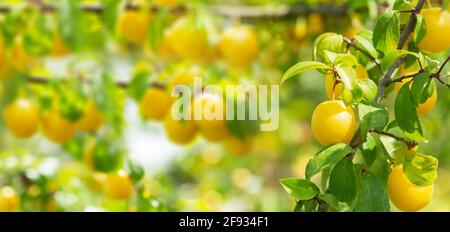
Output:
[139, 87, 172, 120]
[10, 36, 30, 71]
[395, 78, 437, 115]
[417, 86, 437, 115]
[3, 98, 39, 138]
[118, 10, 150, 45]
[388, 165, 433, 212]
[83, 139, 96, 169]
[311, 100, 356, 145]
[164, 114, 197, 145]
[307, 13, 325, 35]
[169, 71, 196, 90]
[219, 25, 259, 67]
[0, 37, 10, 79]
[191, 94, 230, 142]
[50, 32, 70, 57]
[418, 8, 450, 53]
[104, 170, 133, 200]
[223, 136, 253, 155]
[41, 110, 77, 144]
[76, 101, 103, 132]
[166, 18, 209, 60]
[0, 186, 20, 212]
[293, 19, 308, 40]
[325, 64, 368, 99]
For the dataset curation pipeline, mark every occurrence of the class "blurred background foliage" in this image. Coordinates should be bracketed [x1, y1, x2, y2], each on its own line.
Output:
[0, 0, 449, 212]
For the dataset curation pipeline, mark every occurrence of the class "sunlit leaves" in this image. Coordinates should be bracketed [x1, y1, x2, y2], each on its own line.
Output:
[414, 14, 427, 44]
[281, 61, 329, 84]
[373, 11, 400, 55]
[395, 85, 423, 141]
[358, 102, 389, 141]
[404, 152, 438, 186]
[305, 143, 354, 179]
[313, 33, 345, 63]
[329, 158, 356, 202]
[57, 0, 88, 50]
[353, 172, 390, 212]
[280, 178, 320, 201]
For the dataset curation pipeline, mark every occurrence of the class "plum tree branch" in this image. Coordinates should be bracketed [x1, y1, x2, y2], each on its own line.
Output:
[0, 3, 348, 17]
[0, 3, 186, 14]
[26, 75, 166, 89]
[369, 129, 418, 149]
[343, 37, 381, 69]
[375, 0, 426, 103]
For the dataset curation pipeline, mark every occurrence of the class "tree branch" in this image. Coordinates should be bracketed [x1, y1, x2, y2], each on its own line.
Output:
[388, 70, 424, 84]
[343, 37, 381, 69]
[369, 129, 417, 149]
[374, 0, 426, 103]
[0, 3, 348, 18]
[26, 75, 165, 89]
[0, 3, 186, 14]
[210, 4, 347, 19]
[435, 55, 450, 76]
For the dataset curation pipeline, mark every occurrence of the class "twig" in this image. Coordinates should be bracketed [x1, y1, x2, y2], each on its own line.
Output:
[0, 3, 347, 18]
[375, 0, 426, 103]
[26, 75, 165, 89]
[343, 37, 381, 69]
[369, 129, 418, 149]
[0, 3, 186, 14]
[210, 4, 347, 19]
[435, 55, 450, 76]
[435, 76, 450, 88]
[389, 70, 424, 84]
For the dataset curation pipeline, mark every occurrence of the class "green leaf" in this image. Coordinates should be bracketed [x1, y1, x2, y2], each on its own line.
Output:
[410, 72, 434, 106]
[148, 8, 170, 50]
[386, 120, 399, 131]
[313, 33, 344, 63]
[305, 143, 354, 179]
[348, 0, 369, 9]
[324, 51, 358, 67]
[360, 133, 378, 167]
[317, 194, 339, 211]
[329, 158, 356, 202]
[128, 71, 152, 101]
[381, 50, 418, 71]
[281, 61, 329, 84]
[414, 14, 426, 44]
[395, 84, 423, 141]
[225, 96, 260, 139]
[335, 66, 357, 89]
[57, 0, 87, 50]
[303, 199, 318, 212]
[280, 178, 320, 201]
[393, 0, 412, 10]
[353, 172, 390, 212]
[294, 201, 305, 212]
[127, 160, 145, 184]
[101, 0, 124, 32]
[404, 152, 438, 186]
[358, 102, 389, 140]
[92, 139, 123, 172]
[354, 33, 379, 59]
[93, 73, 125, 134]
[373, 11, 400, 55]
[357, 79, 378, 101]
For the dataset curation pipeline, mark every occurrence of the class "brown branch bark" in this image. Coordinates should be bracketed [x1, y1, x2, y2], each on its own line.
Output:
[374, 0, 426, 103]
